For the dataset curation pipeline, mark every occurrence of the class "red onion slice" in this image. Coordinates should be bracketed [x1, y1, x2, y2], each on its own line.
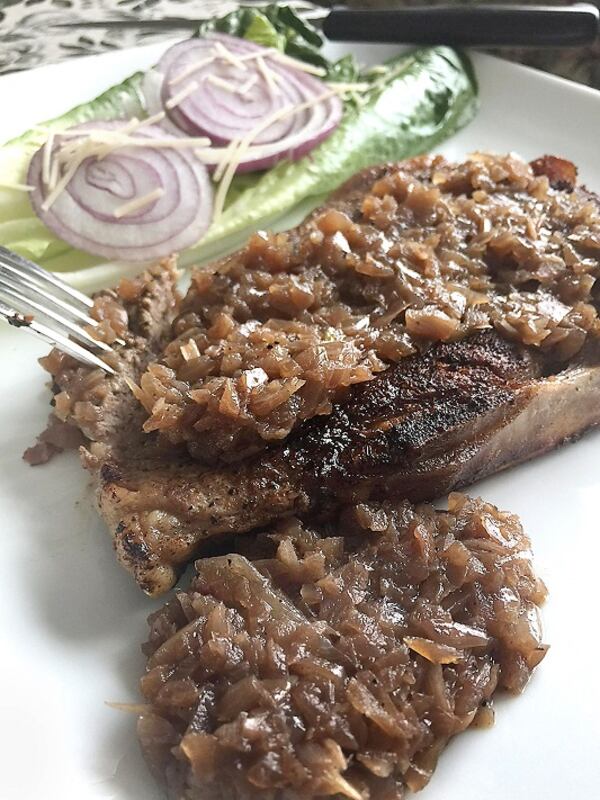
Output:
[28, 122, 213, 262]
[141, 69, 188, 138]
[163, 37, 300, 144]
[158, 34, 343, 172]
[199, 103, 342, 174]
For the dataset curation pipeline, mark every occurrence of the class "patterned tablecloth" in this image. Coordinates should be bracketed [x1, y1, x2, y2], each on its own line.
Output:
[0, 0, 599, 88]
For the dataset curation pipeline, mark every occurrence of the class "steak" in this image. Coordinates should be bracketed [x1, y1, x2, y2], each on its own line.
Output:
[85, 328, 600, 595]
[29, 154, 600, 595]
[128, 153, 600, 464]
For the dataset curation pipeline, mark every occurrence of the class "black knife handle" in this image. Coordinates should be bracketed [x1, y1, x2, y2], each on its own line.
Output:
[323, 3, 599, 47]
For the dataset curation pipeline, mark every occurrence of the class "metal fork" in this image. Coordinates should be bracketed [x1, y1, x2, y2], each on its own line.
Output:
[0, 246, 116, 374]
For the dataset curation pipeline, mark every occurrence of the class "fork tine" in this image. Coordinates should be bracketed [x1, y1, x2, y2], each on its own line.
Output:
[0, 245, 93, 311]
[0, 277, 113, 353]
[0, 260, 126, 347]
[0, 263, 101, 327]
[0, 300, 115, 374]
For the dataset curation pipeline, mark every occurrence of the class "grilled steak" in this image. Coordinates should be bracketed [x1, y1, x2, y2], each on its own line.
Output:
[29, 154, 600, 595]
[129, 153, 600, 464]
[83, 328, 600, 595]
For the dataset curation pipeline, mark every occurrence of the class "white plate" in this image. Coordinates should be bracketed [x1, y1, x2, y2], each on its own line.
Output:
[1, 40, 600, 800]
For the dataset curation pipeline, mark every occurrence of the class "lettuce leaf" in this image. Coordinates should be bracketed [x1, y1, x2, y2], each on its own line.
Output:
[0, 7, 477, 288]
[242, 14, 286, 51]
[196, 4, 359, 81]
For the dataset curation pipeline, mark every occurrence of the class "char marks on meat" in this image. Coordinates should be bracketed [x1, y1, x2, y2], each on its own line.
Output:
[137, 493, 548, 800]
[30, 154, 600, 594]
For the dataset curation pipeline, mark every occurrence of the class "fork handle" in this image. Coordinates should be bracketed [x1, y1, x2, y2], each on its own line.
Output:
[323, 3, 599, 47]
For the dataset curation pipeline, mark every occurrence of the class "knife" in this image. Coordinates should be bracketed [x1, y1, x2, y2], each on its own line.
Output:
[52, 3, 600, 48]
[322, 3, 600, 47]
